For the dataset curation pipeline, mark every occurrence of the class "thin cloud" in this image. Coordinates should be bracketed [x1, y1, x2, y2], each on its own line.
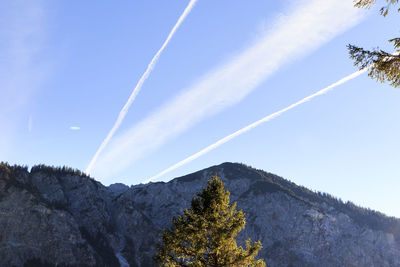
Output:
[91, 0, 365, 181]
[85, 0, 198, 174]
[0, 0, 46, 158]
[69, 126, 81, 131]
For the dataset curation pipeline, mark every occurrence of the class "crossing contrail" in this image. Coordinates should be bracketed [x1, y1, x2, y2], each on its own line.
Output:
[86, 0, 197, 174]
[89, 0, 365, 183]
[144, 68, 369, 183]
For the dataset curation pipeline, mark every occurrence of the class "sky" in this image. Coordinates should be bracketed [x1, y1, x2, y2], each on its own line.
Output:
[1, 1, 400, 217]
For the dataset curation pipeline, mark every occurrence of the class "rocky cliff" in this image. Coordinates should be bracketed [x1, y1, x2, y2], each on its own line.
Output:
[0, 162, 399, 266]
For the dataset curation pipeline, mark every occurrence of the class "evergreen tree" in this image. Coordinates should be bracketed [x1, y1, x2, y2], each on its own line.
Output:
[154, 174, 265, 267]
[348, 0, 400, 87]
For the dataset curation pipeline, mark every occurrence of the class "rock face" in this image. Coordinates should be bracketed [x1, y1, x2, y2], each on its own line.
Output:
[0, 162, 399, 266]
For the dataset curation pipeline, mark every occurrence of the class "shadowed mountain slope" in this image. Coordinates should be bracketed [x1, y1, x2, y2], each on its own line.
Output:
[0, 162, 399, 266]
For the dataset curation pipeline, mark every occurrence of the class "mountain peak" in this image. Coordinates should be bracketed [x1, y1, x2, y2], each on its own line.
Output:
[1, 162, 399, 266]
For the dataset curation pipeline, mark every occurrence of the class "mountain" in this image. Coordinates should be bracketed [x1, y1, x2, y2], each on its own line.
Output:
[0, 162, 399, 266]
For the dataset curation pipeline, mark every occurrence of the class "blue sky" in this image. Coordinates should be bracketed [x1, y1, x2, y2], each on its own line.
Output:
[1, 1, 400, 217]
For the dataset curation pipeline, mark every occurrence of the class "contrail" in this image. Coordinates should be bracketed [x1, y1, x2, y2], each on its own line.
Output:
[86, 0, 197, 174]
[90, 0, 365, 182]
[144, 68, 369, 183]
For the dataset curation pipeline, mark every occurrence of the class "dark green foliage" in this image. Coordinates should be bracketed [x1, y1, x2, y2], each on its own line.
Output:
[0, 162, 28, 184]
[154, 174, 265, 266]
[349, 0, 400, 87]
[0, 162, 11, 173]
[30, 164, 90, 178]
[0, 162, 28, 174]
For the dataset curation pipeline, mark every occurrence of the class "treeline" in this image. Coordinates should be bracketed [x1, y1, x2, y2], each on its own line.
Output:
[223, 162, 400, 242]
[30, 164, 89, 178]
[2, 161, 400, 242]
[0, 162, 95, 211]
[0, 162, 89, 179]
[0, 162, 28, 176]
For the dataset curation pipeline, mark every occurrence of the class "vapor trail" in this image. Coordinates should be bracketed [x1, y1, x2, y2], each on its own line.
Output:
[144, 68, 369, 183]
[90, 0, 364, 183]
[86, 0, 197, 174]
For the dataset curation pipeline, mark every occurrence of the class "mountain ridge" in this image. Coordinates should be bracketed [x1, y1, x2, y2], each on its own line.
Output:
[0, 161, 399, 266]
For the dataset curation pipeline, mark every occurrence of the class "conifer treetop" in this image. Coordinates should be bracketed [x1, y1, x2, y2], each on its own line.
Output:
[154, 174, 265, 266]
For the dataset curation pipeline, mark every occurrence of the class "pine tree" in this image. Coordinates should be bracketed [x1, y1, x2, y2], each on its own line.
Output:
[154, 174, 265, 267]
[348, 0, 400, 87]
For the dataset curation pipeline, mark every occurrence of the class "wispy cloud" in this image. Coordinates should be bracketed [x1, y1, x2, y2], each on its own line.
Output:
[0, 0, 47, 159]
[85, 0, 198, 174]
[91, 0, 365, 181]
[69, 126, 81, 131]
[145, 68, 370, 183]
